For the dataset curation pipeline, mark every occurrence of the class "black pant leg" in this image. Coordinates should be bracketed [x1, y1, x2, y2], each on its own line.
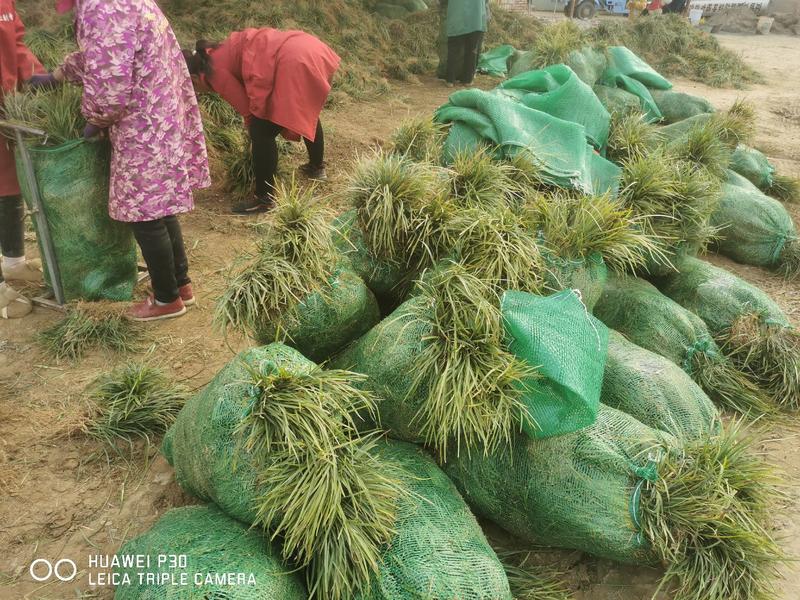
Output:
[130, 218, 179, 304]
[446, 35, 465, 84]
[0, 195, 26, 259]
[302, 120, 325, 168]
[460, 31, 484, 84]
[163, 215, 190, 288]
[249, 117, 283, 199]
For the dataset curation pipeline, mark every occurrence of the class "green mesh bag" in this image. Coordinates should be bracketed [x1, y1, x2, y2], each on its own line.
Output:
[602, 331, 719, 443]
[445, 403, 674, 565]
[730, 144, 775, 189]
[710, 170, 798, 271]
[565, 47, 608, 86]
[15, 139, 138, 301]
[543, 251, 608, 312]
[656, 112, 712, 142]
[252, 264, 381, 363]
[592, 85, 645, 119]
[113, 505, 307, 599]
[332, 210, 412, 308]
[654, 256, 792, 335]
[507, 50, 537, 78]
[649, 89, 715, 124]
[502, 289, 608, 438]
[598, 47, 669, 122]
[477, 44, 515, 77]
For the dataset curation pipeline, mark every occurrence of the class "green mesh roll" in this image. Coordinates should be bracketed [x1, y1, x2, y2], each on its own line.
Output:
[649, 89, 715, 124]
[332, 210, 412, 308]
[730, 144, 775, 189]
[253, 264, 381, 363]
[15, 139, 138, 301]
[113, 505, 307, 599]
[653, 256, 791, 335]
[543, 251, 608, 312]
[711, 170, 797, 269]
[445, 404, 674, 565]
[602, 331, 719, 443]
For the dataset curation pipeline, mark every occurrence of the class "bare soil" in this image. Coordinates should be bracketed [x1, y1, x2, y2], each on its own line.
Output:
[1, 32, 799, 600]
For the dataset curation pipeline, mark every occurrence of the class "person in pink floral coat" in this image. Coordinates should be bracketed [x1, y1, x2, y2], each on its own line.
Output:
[33, 0, 211, 321]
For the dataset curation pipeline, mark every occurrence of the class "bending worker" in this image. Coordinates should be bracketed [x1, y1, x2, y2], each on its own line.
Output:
[32, 0, 211, 322]
[0, 0, 45, 319]
[184, 28, 340, 214]
[445, 0, 489, 87]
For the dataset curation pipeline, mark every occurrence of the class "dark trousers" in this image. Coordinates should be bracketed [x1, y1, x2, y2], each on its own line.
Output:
[249, 117, 325, 198]
[130, 215, 190, 304]
[446, 31, 484, 84]
[0, 195, 26, 283]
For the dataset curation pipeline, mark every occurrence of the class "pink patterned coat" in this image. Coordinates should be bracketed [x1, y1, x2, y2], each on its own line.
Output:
[60, 0, 210, 223]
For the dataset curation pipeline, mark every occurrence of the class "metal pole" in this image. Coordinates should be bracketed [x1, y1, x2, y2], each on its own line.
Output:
[10, 127, 66, 305]
[569, 0, 577, 18]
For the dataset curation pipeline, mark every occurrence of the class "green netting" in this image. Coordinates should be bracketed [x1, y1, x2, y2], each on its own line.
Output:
[656, 112, 712, 142]
[477, 44, 515, 77]
[329, 296, 432, 443]
[355, 440, 512, 600]
[507, 50, 536, 78]
[113, 505, 307, 599]
[730, 144, 776, 189]
[15, 139, 138, 301]
[602, 330, 719, 443]
[710, 170, 798, 269]
[592, 85, 645, 119]
[564, 47, 609, 86]
[331, 210, 412, 308]
[252, 263, 381, 363]
[435, 88, 621, 196]
[654, 256, 791, 336]
[497, 64, 611, 149]
[598, 46, 669, 121]
[445, 404, 674, 565]
[542, 251, 608, 312]
[162, 356, 511, 600]
[502, 289, 608, 438]
[649, 89, 715, 124]
[374, 0, 427, 18]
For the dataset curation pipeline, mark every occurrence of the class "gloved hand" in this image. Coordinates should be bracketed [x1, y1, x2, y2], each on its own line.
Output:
[83, 123, 105, 140]
[27, 73, 60, 91]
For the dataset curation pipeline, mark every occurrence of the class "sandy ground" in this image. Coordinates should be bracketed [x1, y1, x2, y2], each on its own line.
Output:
[1, 32, 799, 600]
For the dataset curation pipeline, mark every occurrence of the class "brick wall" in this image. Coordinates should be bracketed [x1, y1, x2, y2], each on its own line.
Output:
[497, 0, 531, 11]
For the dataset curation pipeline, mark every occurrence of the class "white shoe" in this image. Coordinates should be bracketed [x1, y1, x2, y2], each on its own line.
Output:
[0, 282, 33, 319]
[1, 258, 43, 283]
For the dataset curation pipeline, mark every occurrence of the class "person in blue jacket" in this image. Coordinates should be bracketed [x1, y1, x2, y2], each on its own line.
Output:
[445, 0, 489, 86]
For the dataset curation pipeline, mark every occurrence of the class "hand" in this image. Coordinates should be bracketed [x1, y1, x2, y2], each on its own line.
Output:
[83, 123, 105, 140]
[27, 73, 59, 91]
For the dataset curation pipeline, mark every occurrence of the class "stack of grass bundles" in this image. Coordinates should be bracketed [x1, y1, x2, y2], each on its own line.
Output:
[655, 256, 800, 410]
[595, 275, 773, 416]
[114, 505, 307, 599]
[215, 181, 379, 362]
[711, 170, 799, 278]
[163, 343, 511, 599]
[445, 404, 784, 600]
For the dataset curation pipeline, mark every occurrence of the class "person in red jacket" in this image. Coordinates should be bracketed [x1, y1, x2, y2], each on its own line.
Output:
[184, 29, 340, 214]
[0, 0, 45, 319]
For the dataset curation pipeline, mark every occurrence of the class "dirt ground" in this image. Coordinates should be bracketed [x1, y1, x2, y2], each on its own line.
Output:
[1, 32, 799, 600]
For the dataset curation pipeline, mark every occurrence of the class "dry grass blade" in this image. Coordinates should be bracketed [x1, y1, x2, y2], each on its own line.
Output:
[390, 116, 446, 164]
[641, 422, 785, 600]
[39, 304, 143, 361]
[496, 550, 573, 600]
[606, 111, 661, 164]
[408, 262, 537, 459]
[447, 148, 516, 209]
[84, 363, 187, 452]
[766, 173, 800, 204]
[235, 365, 405, 600]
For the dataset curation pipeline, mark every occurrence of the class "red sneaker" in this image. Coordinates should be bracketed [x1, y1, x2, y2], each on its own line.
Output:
[179, 283, 195, 307]
[127, 296, 186, 322]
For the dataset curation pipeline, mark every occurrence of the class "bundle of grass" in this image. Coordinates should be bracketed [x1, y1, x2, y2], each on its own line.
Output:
[331, 261, 537, 459]
[446, 147, 516, 209]
[504, 152, 551, 198]
[656, 256, 800, 410]
[446, 404, 784, 600]
[766, 173, 800, 203]
[39, 303, 142, 361]
[670, 118, 732, 180]
[215, 181, 379, 361]
[24, 26, 76, 70]
[84, 363, 186, 452]
[2, 85, 84, 143]
[528, 20, 585, 71]
[605, 110, 662, 164]
[389, 116, 446, 163]
[714, 98, 756, 148]
[595, 276, 773, 417]
[497, 551, 573, 600]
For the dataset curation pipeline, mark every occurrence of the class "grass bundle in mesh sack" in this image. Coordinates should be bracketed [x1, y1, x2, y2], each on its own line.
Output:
[595, 276, 772, 417]
[729, 145, 800, 204]
[656, 256, 800, 410]
[446, 147, 517, 210]
[606, 110, 662, 164]
[331, 261, 537, 457]
[342, 153, 451, 305]
[215, 181, 379, 362]
[445, 403, 785, 600]
[527, 190, 664, 310]
[113, 505, 307, 599]
[163, 344, 513, 599]
[649, 88, 715, 124]
[389, 116, 446, 163]
[711, 170, 800, 278]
